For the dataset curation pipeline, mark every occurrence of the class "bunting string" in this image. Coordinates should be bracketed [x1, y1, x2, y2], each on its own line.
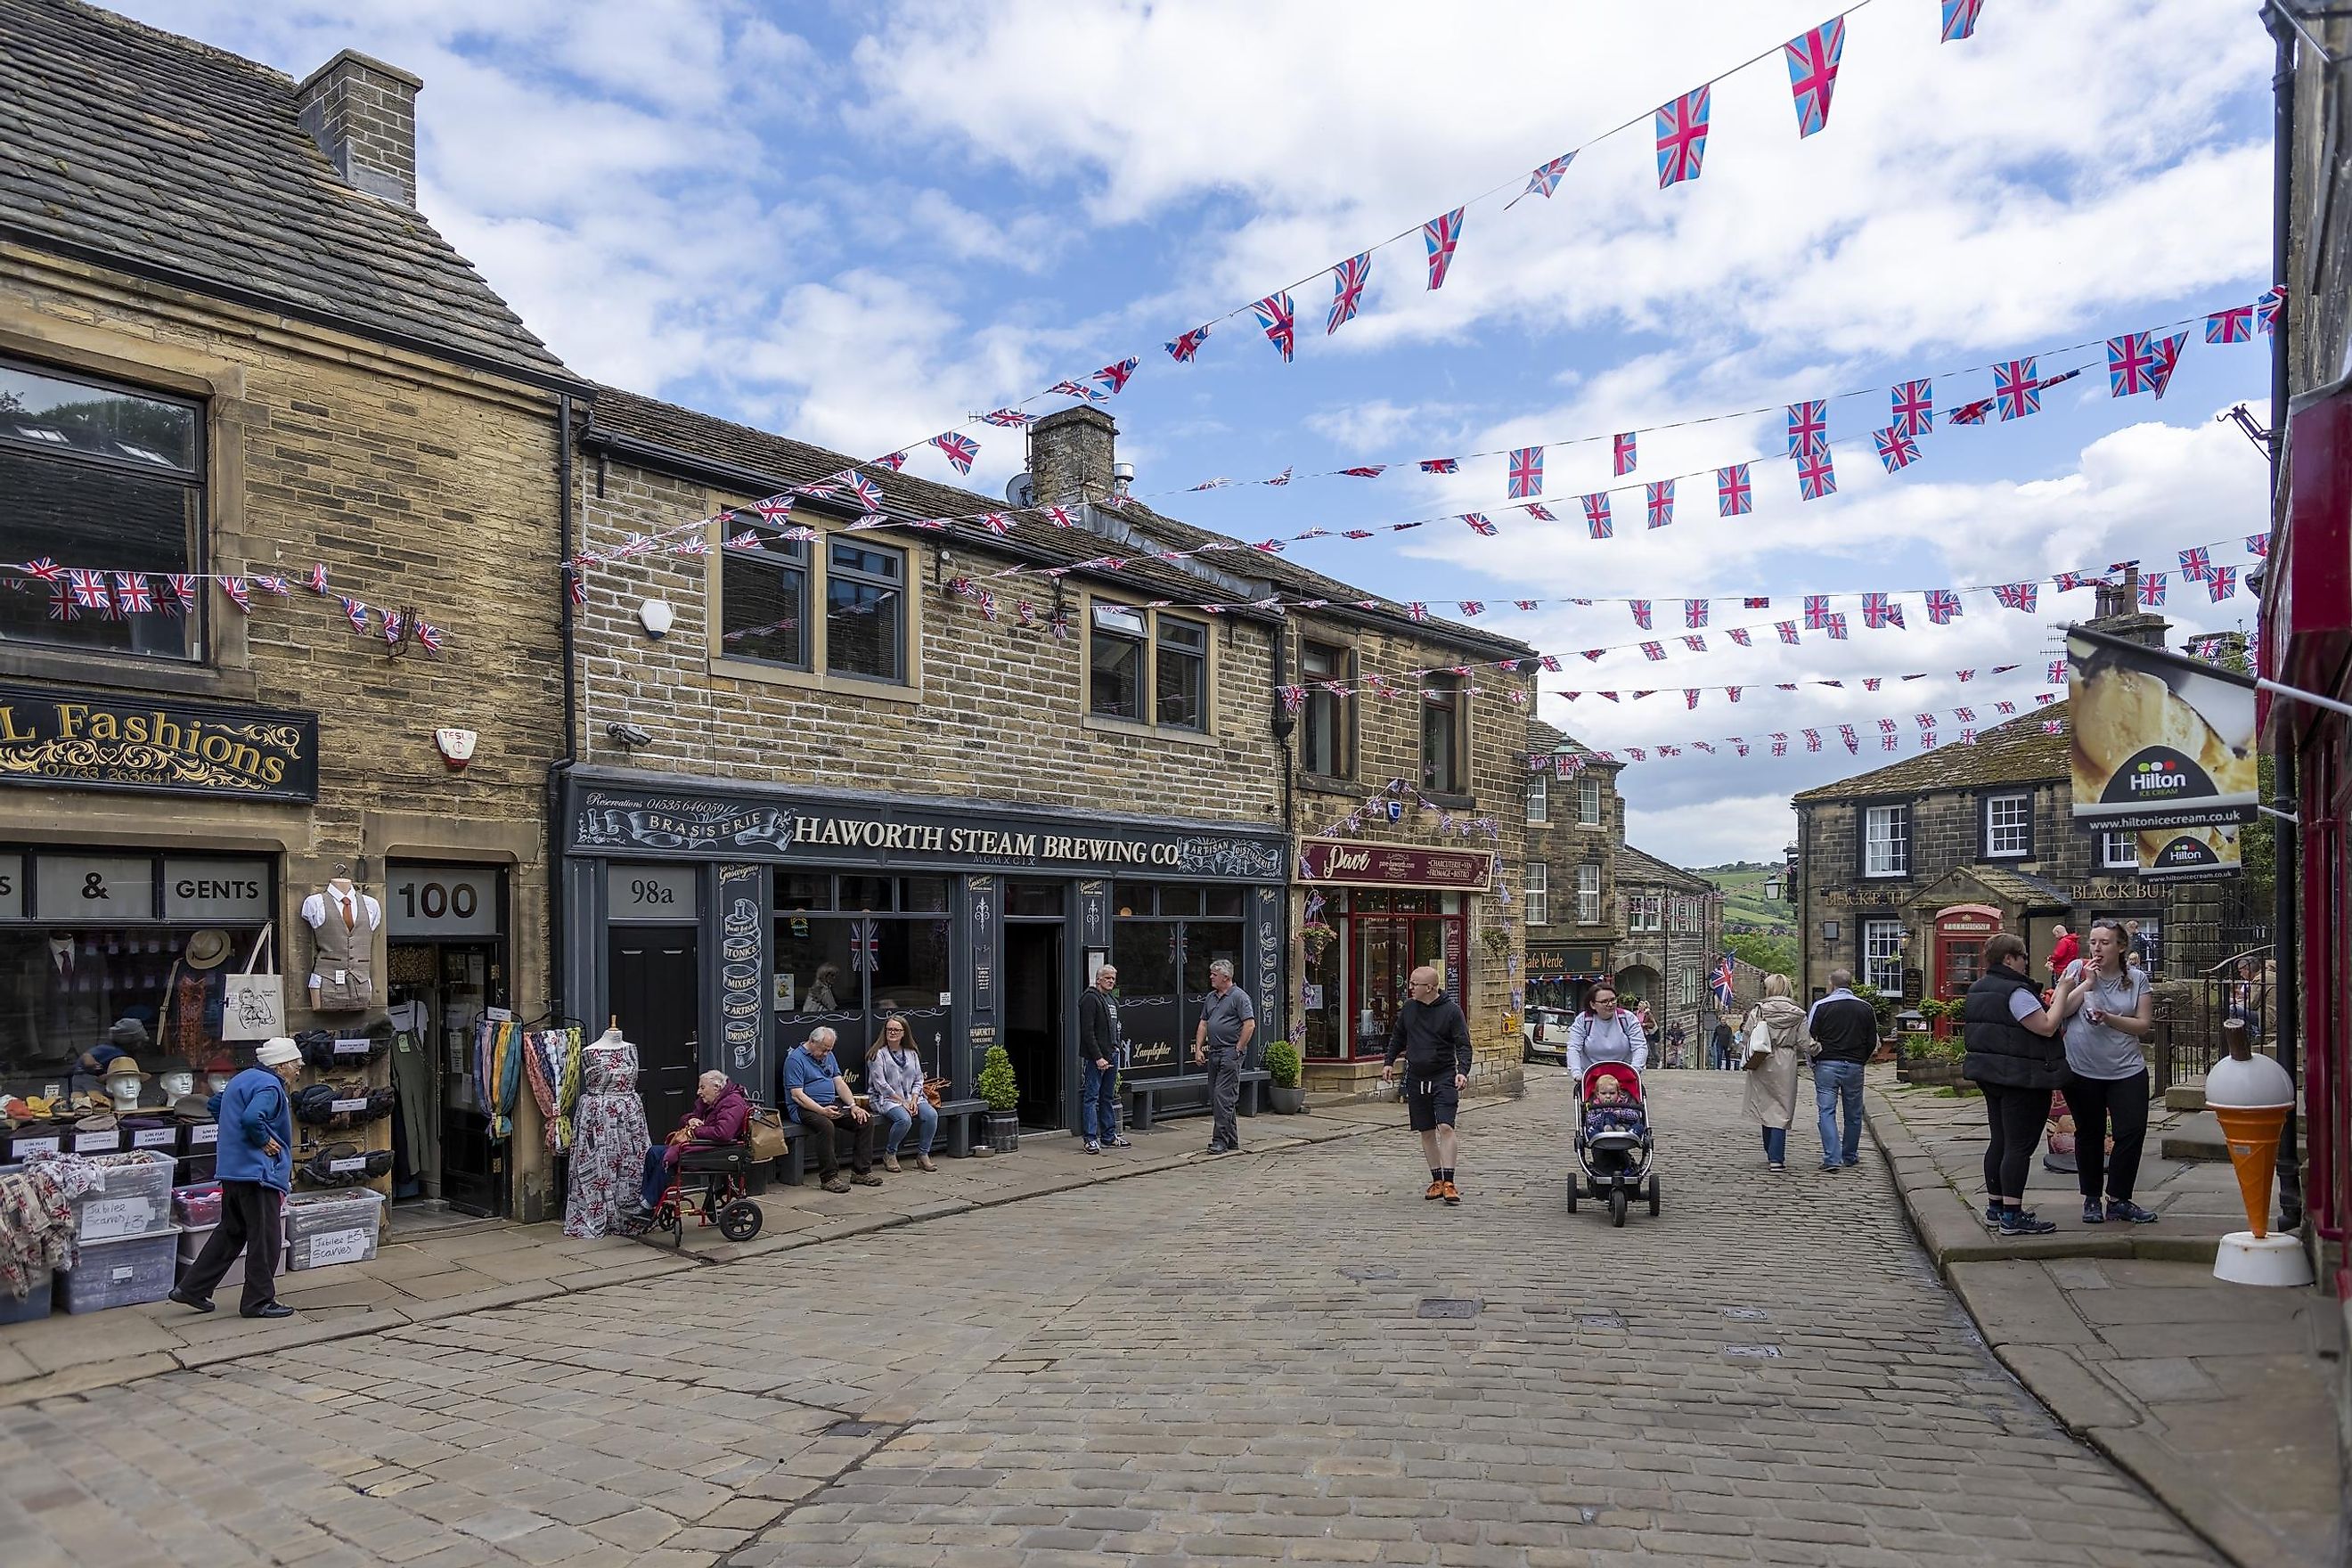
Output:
[1561, 693, 2069, 767]
[0, 559, 446, 653]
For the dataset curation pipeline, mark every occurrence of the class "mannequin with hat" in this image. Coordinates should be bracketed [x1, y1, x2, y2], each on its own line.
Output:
[159, 928, 235, 1074]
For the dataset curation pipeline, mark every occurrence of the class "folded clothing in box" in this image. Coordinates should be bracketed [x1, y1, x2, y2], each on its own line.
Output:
[59, 1228, 179, 1314]
[284, 1188, 384, 1271]
[171, 1182, 222, 1229]
[65, 1150, 176, 1242]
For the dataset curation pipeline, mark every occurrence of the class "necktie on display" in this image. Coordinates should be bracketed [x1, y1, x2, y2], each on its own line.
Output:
[341, 894, 355, 932]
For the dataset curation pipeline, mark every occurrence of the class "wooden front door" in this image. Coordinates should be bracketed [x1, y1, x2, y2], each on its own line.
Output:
[608, 925, 701, 1138]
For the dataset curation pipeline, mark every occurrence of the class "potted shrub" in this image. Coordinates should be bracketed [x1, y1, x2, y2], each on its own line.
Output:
[1263, 1037, 1307, 1115]
[976, 1043, 1019, 1153]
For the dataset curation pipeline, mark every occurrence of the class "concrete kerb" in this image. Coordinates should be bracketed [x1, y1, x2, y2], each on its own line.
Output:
[0, 1095, 1458, 1409]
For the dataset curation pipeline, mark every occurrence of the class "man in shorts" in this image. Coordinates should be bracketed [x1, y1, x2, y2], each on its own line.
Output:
[1379, 966, 1474, 1205]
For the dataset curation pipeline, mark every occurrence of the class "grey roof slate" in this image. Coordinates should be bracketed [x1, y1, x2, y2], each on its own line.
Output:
[0, 0, 571, 386]
[1791, 701, 2070, 804]
[1616, 841, 1714, 892]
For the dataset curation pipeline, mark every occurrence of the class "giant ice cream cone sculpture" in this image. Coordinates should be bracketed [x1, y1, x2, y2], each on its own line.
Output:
[2205, 1018, 2312, 1286]
[2212, 1101, 2288, 1238]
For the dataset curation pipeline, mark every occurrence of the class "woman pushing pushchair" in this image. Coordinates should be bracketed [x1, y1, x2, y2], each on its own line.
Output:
[1564, 982, 1648, 1075]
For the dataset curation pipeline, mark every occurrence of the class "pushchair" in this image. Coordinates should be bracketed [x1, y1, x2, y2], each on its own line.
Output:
[1568, 1061, 1659, 1227]
[635, 1142, 764, 1248]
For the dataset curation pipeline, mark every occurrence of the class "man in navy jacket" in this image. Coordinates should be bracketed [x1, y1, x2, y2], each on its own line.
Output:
[170, 1037, 301, 1319]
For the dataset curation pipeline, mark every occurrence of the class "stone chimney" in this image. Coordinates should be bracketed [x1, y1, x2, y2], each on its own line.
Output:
[2089, 563, 2168, 647]
[296, 50, 423, 207]
[1027, 405, 1118, 507]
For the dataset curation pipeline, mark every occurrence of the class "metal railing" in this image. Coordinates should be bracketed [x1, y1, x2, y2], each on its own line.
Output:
[2153, 931, 2286, 1091]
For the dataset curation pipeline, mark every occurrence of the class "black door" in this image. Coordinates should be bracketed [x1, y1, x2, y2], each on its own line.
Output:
[1003, 923, 1064, 1129]
[609, 925, 700, 1138]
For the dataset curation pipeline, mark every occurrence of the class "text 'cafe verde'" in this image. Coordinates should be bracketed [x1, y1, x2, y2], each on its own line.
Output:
[559, 771, 1287, 1136]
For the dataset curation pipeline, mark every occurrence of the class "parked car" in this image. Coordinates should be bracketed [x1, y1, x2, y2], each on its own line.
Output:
[1523, 1007, 1574, 1065]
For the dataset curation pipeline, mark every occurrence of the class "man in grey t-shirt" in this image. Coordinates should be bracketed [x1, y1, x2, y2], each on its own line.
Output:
[1192, 960, 1256, 1155]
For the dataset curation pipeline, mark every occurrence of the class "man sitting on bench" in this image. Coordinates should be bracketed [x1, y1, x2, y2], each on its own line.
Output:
[785, 1026, 882, 1194]
[623, 1070, 748, 1222]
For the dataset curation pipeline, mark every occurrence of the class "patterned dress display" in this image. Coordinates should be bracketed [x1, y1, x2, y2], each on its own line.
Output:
[564, 1041, 650, 1238]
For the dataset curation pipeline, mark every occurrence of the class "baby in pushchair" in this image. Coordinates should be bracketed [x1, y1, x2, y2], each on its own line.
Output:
[1583, 1074, 1647, 1139]
[1570, 1060, 1659, 1222]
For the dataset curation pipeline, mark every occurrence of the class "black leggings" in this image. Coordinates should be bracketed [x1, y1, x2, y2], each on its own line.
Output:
[2065, 1071, 2151, 1203]
[1980, 1083, 2052, 1204]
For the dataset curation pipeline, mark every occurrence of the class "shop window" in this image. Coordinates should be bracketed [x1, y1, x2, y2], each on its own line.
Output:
[1577, 863, 1601, 923]
[1090, 603, 1147, 721]
[1862, 804, 1910, 878]
[1421, 674, 1465, 794]
[1113, 881, 1154, 917]
[773, 910, 951, 1083]
[1157, 886, 1202, 918]
[1203, 886, 1245, 919]
[1525, 863, 1548, 926]
[1156, 615, 1207, 731]
[0, 356, 205, 662]
[1578, 776, 1603, 826]
[1863, 919, 1905, 993]
[898, 876, 949, 912]
[718, 530, 809, 668]
[1528, 772, 1549, 823]
[838, 875, 891, 912]
[1984, 792, 2032, 859]
[826, 540, 904, 682]
[777, 873, 831, 911]
[1301, 641, 1352, 778]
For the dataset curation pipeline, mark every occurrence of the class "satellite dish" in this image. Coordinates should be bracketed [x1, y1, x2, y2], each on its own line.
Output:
[1007, 472, 1036, 507]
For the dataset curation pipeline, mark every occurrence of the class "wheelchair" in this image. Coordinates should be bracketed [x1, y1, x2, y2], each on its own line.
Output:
[644, 1142, 764, 1247]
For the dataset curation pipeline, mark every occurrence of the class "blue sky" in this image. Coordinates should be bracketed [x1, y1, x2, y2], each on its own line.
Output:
[127, 0, 2277, 862]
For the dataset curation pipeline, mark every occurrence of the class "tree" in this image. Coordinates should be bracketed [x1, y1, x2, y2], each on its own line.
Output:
[1726, 930, 1798, 978]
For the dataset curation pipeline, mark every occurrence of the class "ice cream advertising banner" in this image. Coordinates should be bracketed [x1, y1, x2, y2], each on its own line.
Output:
[2068, 629, 2258, 830]
[2137, 823, 2242, 882]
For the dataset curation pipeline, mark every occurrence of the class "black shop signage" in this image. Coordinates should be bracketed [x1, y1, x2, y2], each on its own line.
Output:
[0, 685, 317, 803]
[569, 782, 1286, 882]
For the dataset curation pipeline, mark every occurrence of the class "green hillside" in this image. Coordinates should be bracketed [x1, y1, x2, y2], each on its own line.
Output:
[1697, 862, 1798, 975]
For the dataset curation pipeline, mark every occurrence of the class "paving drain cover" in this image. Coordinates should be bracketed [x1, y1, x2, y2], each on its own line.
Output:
[1723, 1344, 1783, 1359]
[823, 1420, 890, 1437]
[1721, 1307, 1769, 1321]
[1577, 1312, 1628, 1329]
[1341, 1266, 1399, 1281]
[1417, 1297, 1482, 1320]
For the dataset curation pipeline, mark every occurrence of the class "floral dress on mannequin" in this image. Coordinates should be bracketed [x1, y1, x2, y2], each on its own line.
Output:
[564, 1030, 650, 1238]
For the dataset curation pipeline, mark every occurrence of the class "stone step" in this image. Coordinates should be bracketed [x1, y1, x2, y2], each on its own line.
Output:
[2163, 1080, 2206, 1113]
[2158, 1109, 2228, 1164]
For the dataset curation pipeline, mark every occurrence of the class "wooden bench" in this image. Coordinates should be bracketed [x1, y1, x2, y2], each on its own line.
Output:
[1125, 1069, 1271, 1130]
[937, 1098, 989, 1158]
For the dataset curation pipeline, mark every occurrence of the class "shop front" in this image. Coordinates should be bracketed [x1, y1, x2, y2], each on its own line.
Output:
[558, 769, 1286, 1136]
[383, 862, 511, 1216]
[1294, 838, 1490, 1082]
[1525, 944, 1610, 1011]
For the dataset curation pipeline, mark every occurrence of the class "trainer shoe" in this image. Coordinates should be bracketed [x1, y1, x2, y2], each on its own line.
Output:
[1441, 1181, 1461, 1206]
[1997, 1208, 2058, 1237]
[1107, 1136, 1132, 1148]
[2081, 1198, 2105, 1225]
[2105, 1198, 2159, 1224]
[1084, 1140, 1100, 1155]
[1985, 1204, 2039, 1229]
[851, 1172, 884, 1187]
[822, 1176, 851, 1194]
[1425, 1179, 1446, 1200]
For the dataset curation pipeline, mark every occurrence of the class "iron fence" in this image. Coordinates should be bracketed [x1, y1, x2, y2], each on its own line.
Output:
[2152, 919, 2283, 1091]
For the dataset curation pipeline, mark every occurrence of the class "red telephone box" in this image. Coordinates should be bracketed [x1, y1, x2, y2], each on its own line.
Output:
[1932, 906, 2002, 1002]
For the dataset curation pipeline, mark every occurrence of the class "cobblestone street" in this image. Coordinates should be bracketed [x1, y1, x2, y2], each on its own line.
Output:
[0, 1074, 2217, 1567]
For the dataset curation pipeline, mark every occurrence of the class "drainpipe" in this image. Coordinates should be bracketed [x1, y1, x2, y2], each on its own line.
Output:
[2263, 1, 2304, 1231]
[550, 394, 579, 1027]
[1270, 622, 1297, 1058]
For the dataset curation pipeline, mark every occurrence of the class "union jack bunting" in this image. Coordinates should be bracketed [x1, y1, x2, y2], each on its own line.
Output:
[1507, 445, 1543, 498]
[1803, 730, 1822, 752]
[1646, 479, 1674, 528]
[877, 451, 907, 471]
[1640, 641, 1665, 661]
[1684, 598, 1709, 628]
[2140, 572, 2168, 606]
[1925, 589, 1962, 624]
[1539, 655, 1560, 671]
[1872, 426, 1920, 472]
[1655, 86, 1711, 187]
[1948, 396, 1993, 425]
[2041, 720, 2064, 734]
[308, 563, 329, 594]
[1046, 380, 1106, 402]
[1418, 458, 1458, 474]
[1728, 627, 1752, 647]
[1263, 467, 1293, 486]
[1613, 431, 1637, 476]
[1959, 729, 1977, 745]
[2107, 332, 2160, 396]
[1629, 747, 1648, 762]
[110, 572, 153, 614]
[1994, 358, 2040, 420]
[340, 597, 368, 633]
[753, 493, 795, 523]
[2205, 306, 2253, 344]
[2054, 571, 2089, 592]
[1457, 601, 1485, 617]
[1277, 686, 1306, 715]
[2209, 566, 2238, 601]
[1864, 680, 1883, 691]
[2150, 331, 2188, 397]
[846, 473, 884, 511]
[1629, 599, 1653, 629]
[929, 432, 980, 474]
[2258, 285, 2286, 334]
[1956, 707, 1976, 723]
[215, 576, 248, 614]
[1512, 151, 1575, 207]
[164, 574, 199, 611]
[381, 609, 403, 644]
[1422, 208, 1465, 290]
[1093, 356, 1139, 395]
[1786, 400, 1826, 457]
[1338, 465, 1386, 478]
[1582, 493, 1613, 538]
[1839, 723, 1858, 749]
[1804, 594, 1830, 629]
[1920, 731, 1938, 749]
[979, 513, 1012, 535]
[1717, 463, 1752, 516]
[1784, 18, 1845, 137]
[1523, 503, 1556, 521]
[1729, 687, 1744, 701]
[2179, 545, 2211, 579]
[1797, 444, 1836, 501]
[1861, 592, 1899, 629]
[1671, 634, 1700, 653]
[1772, 742, 1788, 757]
[1406, 603, 1429, 622]
[1941, 0, 1984, 41]
[1776, 621, 1800, 643]
[1164, 325, 1212, 363]
[1824, 612, 1849, 640]
[566, 575, 583, 608]
[1995, 701, 2016, 715]
[980, 409, 1033, 428]
[1327, 253, 1371, 334]
[2247, 532, 2271, 557]
[1891, 380, 1933, 437]
[1915, 714, 1937, 730]
[1685, 690, 1701, 710]
[1880, 734, 1898, 750]
[1252, 291, 1297, 362]
[1461, 513, 1498, 536]
[66, 569, 109, 610]
[19, 558, 61, 582]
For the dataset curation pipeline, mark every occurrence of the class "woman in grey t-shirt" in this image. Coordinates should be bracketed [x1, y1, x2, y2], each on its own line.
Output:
[2051, 920, 2157, 1225]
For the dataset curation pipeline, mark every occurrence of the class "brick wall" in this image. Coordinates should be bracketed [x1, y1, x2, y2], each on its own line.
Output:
[1524, 763, 1624, 949]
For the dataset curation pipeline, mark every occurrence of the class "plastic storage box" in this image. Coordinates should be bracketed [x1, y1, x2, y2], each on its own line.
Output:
[69, 1150, 176, 1242]
[285, 1188, 383, 1270]
[58, 1228, 179, 1314]
[171, 1182, 222, 1228]
[0, 1274, 53, 1324]
[175, 1219, 288, 1279]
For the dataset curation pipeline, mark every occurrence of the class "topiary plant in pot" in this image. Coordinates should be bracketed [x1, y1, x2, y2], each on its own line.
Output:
[1263, 1036, 1307, 1115]
[976, 1043, 1020, 1153]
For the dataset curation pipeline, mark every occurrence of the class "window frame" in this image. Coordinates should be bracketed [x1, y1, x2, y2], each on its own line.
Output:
[821, 536, 907, 684]
[1153, 612, 1209, 732]
[1982, 791, 2033, 861]
[1524, 862, 1548, 926]
[1527, 770, 1549, 823]
[1298, 638, 1354, 780]
[1420, 673, 1466, 796]
[706, 500, 923, 697]
[1082, 593, 1220, 737]
[1577, 862, 1602, 924]
[1862, 918, 1905, 993]
[717, 527, 813, 672]
[1628, 891, 1662, 932]
[1577, 775, 1603, 827]
[1860, 802, 1911, 880]
[2099, 829, 2139, 870]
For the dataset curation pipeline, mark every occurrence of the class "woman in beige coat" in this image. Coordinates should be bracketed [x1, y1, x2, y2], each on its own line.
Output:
[1741, 973, 1809, 1172]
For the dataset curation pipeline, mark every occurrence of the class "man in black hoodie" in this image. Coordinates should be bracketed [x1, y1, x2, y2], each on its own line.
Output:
[1379, 966, 1474, 1205]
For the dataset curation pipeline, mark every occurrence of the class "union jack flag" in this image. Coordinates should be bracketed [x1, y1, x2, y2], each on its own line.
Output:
[1685, 598, 1709, 627]
[340, 597, 368, 633]
[1093, 356, 1139, 395]
[1263, 467, 1293, 486]
[2179, 547, 2210, 579]
[2054, 571, 2092, 592]
[2150, 331, 2189, 398]
[1539, 655, 1559, 670]
[1582, 493, 1613, 538]
[1955, 706, 1977, 723]
[2247, 532, 2272, 557]
[1915, 713, 1938, 730]
[1786, 400, 1826, 457]
[1613, 431, 1637, 476]
[381, 609, 403, 644]
[1629, 600, 1653, 629]
[877, 451, 908, 471]
[1728, 686, 1744, 701]
[164, 574, 199, 612]
[1925, 589, 1962, 624]
[2140, 572, 2168, 606]
[1422, 208, 1465, 290]
[1164, 325, 1212, 363]
[1629, 747, 1648, 762]
[1784, 18, 1845, 137]
[1797, 444, 1836, 501]
[1995, 358, 2040, 420]
[1512, 152, 1575, 207]
[1948, 396, 1994, 425]
[1339, 466, 1386, 478]
[979, 513, 1012, 535]
[19, 558, 61, 582]
[1772, 741, 1788, 757]
[110, 572, 153, 613]
[1861, 593, 1902, 628]
[2258, 285, 2286, 335]
[1523, 503, 1556, 521]
[2209, 566, 2238, 601]
[247, 574, 283, 597]
[1655, 86, 1711, 187]
[1710, 954, 1738, 1009]
[2106, 332, 2160, 396]
[1327, 253, 1371, 334]
[1996, 701, 2016, 715]
[929, 432, 980, 474]
[2040, 719, 2064, 734]
[218, 577, 257, 613]
[1921, 731, 1940, 748]
[1461, 513, 1498, 536]
[1776, 621, 1800, 643]
[1252, 291, 1297, 362]
[1803, 729, 1823, 752]
[1824, 612, 1850, 640]
[753, 493, 795, 524]
[45, 582, 75, 622]
[308, 563, 329, 594]
[1729, 628, 1752, 647]
[67, 569, 110, 610]
[1876, 718, 1896, 733]
[1458, 601, 1485, 617]
[980, 409, 1033, 429]
[1804, 595, 1830, 629]
[1891, 380, 1933, 437]
[1405, 603, 1429, 622]
[1940, 0, 1984, 42]
[1646, 479, 1675, 528]
[1873, 425, 1920, 472]
[1717, 463, 1752, 516]
[2205, 306, 2253, 344]
[1640, 641, 1665, 661]
[1839, 723, 1858, 750]
[1682, 634, 1706, 652]
[1047, 380, 1107, 402]
[847, 473, 884, 511]
[1418, 458, 1458, 474]
[1507, 445, 1543, 498]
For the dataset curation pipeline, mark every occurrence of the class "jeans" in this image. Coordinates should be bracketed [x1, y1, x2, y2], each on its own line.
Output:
[179, 1179, 283, 1314]
[1761, 1124, 1786, 1164]
[1980, 1082, 2054, 1203]
[638, 1147, 673, 1212]
[1081, 1057, 1121, 1143]
[1205, 1048, 1241, 1148]
[1814, 1058, 1866, 1165]
[877, 1098, 938, 1158]
[2065, 1071, 2150, 1203]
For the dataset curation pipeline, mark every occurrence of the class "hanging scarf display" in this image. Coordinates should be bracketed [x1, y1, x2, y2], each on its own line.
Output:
[520, 1027, 584, 1156]
[472, 1017, 523, 1144]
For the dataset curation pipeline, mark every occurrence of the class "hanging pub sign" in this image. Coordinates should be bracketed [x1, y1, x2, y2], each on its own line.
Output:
[2067, 626, 2258, 831]
[0, 685, 318, 803]
[2138, 823, 2243, 882]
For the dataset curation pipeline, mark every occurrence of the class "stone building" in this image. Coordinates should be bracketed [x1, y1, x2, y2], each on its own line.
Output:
[1612, 843, 1725, 1050]
[1519, 717, 1627, 1012]
[562, 396, 1531, 1131]
[0, 4, 579, 1217]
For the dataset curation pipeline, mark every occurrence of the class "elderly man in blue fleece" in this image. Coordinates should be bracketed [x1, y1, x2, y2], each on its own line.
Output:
[169, 1037, 301, 1319]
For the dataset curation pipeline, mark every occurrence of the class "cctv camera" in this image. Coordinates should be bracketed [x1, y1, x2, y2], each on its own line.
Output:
[606, 721, 653, 748]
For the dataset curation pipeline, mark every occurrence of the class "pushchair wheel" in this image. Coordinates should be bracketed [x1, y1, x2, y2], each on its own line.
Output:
[719, 1200, 764, 1242]
[1610, 1187, 1628, 1228]
[1564, 1180, 1578, 1213]
[1649, 1176, 1662, 1217]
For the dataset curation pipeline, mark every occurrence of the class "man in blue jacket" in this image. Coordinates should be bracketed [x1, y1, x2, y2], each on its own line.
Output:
[169, 1037, 301, 1319]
